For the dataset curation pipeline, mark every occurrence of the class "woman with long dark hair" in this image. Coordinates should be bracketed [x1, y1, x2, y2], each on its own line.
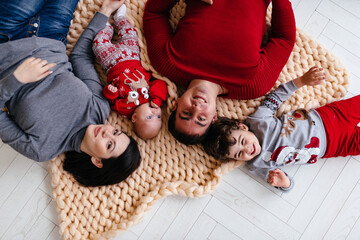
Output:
[0, 0, 141, 186]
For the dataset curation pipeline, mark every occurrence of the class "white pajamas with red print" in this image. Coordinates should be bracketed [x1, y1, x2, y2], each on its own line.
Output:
[92, 16, 139, 73]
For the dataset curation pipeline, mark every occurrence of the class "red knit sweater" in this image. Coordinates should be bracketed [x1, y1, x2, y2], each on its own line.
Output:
[103, 60, 167, 118]
[143, 0, 296, 100]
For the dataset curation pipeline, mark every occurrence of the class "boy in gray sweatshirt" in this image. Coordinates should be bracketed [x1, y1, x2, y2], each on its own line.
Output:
[203, 66, 360, 192]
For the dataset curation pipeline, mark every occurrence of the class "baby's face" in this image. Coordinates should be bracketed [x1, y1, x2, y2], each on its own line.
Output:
[133, 102, 162, 139]
[135, 102, 162, 122]
[226, 123, 261, 161]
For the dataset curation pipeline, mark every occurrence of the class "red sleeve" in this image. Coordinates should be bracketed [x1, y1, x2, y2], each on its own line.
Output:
[259, 0, 296, 80]
[143, 0, 178, 44]
[149, 79, 168, 107]
[262, 0, 296, 69]
[103, 84, 119, 100]
[111, 98, 135, 119]
[143, 0, 179, 77]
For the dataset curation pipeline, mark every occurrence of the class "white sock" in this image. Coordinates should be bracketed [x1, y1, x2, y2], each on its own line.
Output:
[114, 4, 127, 20]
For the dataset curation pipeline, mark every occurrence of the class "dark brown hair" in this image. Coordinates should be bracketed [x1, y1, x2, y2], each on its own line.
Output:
[168, 109, 212, 145]
[202, 117, 243, 161]
[63, 136, 140, 187]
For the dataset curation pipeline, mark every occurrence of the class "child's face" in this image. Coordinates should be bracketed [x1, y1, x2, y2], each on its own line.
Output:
[226, 123, 261, 161]
[133, 102, 161, 122]
[132, 102, 162, 139]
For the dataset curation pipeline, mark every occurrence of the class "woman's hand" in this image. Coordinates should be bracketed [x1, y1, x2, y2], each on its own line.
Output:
[293, 66, 326, 88]
[100, 0, 125, 17]
[13, 57, 56, 84]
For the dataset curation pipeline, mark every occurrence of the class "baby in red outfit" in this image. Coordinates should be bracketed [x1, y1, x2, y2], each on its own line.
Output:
[92, 3, 167, 140]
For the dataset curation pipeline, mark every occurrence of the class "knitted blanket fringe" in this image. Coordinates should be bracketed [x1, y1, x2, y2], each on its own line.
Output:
[50, 0, 349, 239]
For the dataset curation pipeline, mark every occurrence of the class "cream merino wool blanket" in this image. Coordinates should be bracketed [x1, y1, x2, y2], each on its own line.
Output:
[50, 0, 349, 239]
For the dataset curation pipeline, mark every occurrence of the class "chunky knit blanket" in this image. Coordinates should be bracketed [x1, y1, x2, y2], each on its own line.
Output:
[50, 0, 349, 239]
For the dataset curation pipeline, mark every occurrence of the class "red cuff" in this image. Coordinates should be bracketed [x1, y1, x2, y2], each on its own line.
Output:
[103, 85, 119, 100]
[151, 96, 163, 107]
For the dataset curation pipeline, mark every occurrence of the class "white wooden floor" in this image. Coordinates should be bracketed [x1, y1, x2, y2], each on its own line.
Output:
[1, 0, 360, 239]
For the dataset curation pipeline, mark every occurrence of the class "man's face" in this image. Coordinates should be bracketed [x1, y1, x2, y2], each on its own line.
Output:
[174, 85, 217, 136]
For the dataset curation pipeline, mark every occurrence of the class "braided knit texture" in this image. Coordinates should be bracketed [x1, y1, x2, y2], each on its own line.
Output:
[50, 0, 349, 239]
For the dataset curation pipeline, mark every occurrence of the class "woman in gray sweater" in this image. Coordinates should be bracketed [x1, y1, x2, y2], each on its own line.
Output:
[0, 0, 140, 186]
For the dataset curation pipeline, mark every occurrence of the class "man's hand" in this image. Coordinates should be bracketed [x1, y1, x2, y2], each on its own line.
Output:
[293, 66, 326, 88]
[100, 0, 125, 17]
[267, 168, 290, 188]
[13, 57, 56, 84]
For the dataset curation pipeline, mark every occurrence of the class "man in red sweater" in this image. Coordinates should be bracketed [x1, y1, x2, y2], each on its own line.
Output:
[143, 0, 296, 144]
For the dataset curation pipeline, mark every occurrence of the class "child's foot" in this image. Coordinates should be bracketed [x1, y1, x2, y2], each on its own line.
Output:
[114, 4, 127, 20]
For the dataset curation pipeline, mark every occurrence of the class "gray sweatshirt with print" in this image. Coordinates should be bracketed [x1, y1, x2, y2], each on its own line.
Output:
[0, 13, 110, 162]
[245, 81, 327, 192]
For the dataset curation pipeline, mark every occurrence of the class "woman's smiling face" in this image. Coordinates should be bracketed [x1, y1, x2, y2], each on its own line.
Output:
[81, 124, 130, 160]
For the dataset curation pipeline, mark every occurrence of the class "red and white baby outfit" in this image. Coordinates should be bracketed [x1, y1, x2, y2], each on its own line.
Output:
[92, 10, 167, 118]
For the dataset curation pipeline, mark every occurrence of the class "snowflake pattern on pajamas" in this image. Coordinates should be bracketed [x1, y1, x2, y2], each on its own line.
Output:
[92, 16, 139, 73]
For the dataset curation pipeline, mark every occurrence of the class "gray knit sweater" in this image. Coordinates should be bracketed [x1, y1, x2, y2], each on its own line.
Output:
[0, 12, 110, 161]
[245, 81, 327, 192]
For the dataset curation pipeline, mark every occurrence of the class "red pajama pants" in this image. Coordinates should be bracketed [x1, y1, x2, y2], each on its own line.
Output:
[92, 16, 139, 73]
[316, 95, 360, 158]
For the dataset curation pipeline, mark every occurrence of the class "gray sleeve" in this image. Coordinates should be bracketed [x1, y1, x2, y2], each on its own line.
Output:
[246, 82, 299, 192]
[248, 164, 271, 182]
[0, 74, 41, 161]
[247, 80, 298, 125]
[279, 175, 294, 193]
[248, 162, 295, 193]
[261, 80, 298, 114]
[70, 12, 109, 98]
[0, 73, 23, 103]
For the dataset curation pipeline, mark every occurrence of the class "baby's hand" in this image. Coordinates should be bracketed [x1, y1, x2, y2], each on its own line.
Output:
[108, 84, 118, 93]
[14, 57, 56, 84]
[294, 66, 326, 88]
[267, 169, 290, 188]
[150, 101, 159, 109]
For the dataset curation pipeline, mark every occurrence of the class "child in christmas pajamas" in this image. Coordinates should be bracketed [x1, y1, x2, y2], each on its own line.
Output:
[92, 4, 167, 140]
[202, 66, 360, 192]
